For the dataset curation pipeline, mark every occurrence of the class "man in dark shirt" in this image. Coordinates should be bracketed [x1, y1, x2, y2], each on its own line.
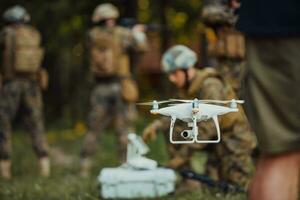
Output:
[237, 0, 300, 199]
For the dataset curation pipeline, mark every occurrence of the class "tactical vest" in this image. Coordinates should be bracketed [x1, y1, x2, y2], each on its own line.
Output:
[113, 27, 132, 77]
[186, 68, 247, 130]
[2, 24, 44, 78]
[88, 27, 121, 77]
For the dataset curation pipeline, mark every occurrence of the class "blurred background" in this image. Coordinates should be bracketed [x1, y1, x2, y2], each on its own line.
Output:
[1, 0, 207, 126]
[0, 1, 249, 199]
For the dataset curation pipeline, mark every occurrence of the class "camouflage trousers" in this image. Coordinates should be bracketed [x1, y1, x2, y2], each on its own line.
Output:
[124, 102, 138, 133]
[163, 120, 255, 188]
[0, 79, 49, 160]
[80, 81, 129, 161]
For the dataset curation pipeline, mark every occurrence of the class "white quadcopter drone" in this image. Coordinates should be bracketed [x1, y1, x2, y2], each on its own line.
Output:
[139, 98, 244, 144]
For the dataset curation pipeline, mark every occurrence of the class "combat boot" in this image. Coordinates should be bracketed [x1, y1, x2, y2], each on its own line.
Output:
[80, 158, 91, 177]
[0, 160, 11, 179]
[39, 157, 50, 177]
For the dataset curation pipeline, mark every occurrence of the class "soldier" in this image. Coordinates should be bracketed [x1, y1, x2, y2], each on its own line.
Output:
[143, 45, 256, 188]
[201, 0, 245, 96]
[80, 3, 147, 177]
[0, 5, 50, 179]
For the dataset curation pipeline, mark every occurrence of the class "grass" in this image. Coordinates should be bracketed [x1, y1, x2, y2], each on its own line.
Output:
[0, 120, 247, 200]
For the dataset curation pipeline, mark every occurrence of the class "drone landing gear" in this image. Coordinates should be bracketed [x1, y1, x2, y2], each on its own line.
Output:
[169, 116, 195, 144]
[169, 116, 221, 144]
[195, 116, 221, 143]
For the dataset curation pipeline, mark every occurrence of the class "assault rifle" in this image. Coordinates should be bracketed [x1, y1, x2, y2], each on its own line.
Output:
[180, 169, 246, 193]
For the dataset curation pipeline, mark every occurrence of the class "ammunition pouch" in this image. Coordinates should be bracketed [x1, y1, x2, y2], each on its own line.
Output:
[120, 77, 139, 102]
[208, 28, 245, 59]
[37, 69, 49, 90]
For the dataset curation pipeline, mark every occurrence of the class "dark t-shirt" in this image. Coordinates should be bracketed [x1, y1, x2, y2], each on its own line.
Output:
[236, 0, 300, 36]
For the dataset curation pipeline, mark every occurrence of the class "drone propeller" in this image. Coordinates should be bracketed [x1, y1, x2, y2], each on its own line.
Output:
[137, 100, 173, 106]
[169, 99, 244, 104]
[199, 99, 244, 104]
[167, 103, 185, 106]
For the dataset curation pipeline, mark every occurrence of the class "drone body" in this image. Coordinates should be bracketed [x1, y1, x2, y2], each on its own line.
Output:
[139, 98, 243, 144]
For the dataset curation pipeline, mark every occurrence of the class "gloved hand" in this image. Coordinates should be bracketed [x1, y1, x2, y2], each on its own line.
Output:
[142, 120, 161, 142]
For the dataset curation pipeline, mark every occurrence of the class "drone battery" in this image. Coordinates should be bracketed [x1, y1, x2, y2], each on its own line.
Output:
[98, 167, 176, 199]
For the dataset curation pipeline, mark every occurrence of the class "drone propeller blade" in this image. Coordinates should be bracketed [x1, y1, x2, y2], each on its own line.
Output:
[136, 102, 154, 105]
[137, 100, 173, 106]
[169, 99, 192, 103]
[199, 99, 245, 104]
[168, 103, 185, 106]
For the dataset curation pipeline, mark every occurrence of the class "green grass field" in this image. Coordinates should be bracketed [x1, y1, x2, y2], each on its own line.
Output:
[0, 121, 247, 200]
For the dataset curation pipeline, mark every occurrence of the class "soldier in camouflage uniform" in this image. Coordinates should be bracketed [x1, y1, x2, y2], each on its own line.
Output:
[80, 3, 147, 177]
[0, 5, 50, 179]
[143, 45, 256, 188]
[201, 0, 245, 96]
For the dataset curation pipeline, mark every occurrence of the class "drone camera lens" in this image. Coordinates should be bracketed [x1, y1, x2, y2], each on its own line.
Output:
[182, 131, 188, 138]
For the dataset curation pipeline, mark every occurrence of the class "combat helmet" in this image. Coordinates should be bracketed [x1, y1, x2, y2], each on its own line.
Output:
[201, 0, 236, 26]
[3, 5, 30, 23]
[161, 45, 197, 73]
[92, 3, 119, 23]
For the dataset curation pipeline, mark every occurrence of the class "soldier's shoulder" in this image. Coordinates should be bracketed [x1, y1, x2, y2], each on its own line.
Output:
[88, 26, 101, 34]
[20, 24, 39, 32]
[114, 25, 130, 32]
[114, 26, 131, 36]
[197, 69, 225, 91]
[87, 26, 107, 39]
[197, 68, 219, 77]
[198, 68, 223, 85]
[202, 76, 223, 87]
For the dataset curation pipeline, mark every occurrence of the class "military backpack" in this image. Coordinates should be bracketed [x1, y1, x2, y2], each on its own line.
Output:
[3, 24, 44, 74]
[88, 27, 121, 77]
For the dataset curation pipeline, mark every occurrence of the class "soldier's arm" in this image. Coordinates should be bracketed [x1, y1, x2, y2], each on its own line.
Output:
[131, 25, 148, 52]
[142, 117, 170, 142]
[121, 27, 148, 53]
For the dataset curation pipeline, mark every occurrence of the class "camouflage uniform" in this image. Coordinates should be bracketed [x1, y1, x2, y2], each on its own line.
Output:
[0, 79, 48, 160]
[149, 69, 255, 187]
[81, 79, 128, 159]
[209, 27, 245, 96]
[202, 0, 246, 96]
[144, 45, 256, 188]
[81, 16, 147, 161]
[0, 23, 49, 161]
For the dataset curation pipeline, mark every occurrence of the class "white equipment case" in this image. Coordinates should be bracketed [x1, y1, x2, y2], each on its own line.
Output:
[98, 133, 177, 199]
[99, 167, 176, 199]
